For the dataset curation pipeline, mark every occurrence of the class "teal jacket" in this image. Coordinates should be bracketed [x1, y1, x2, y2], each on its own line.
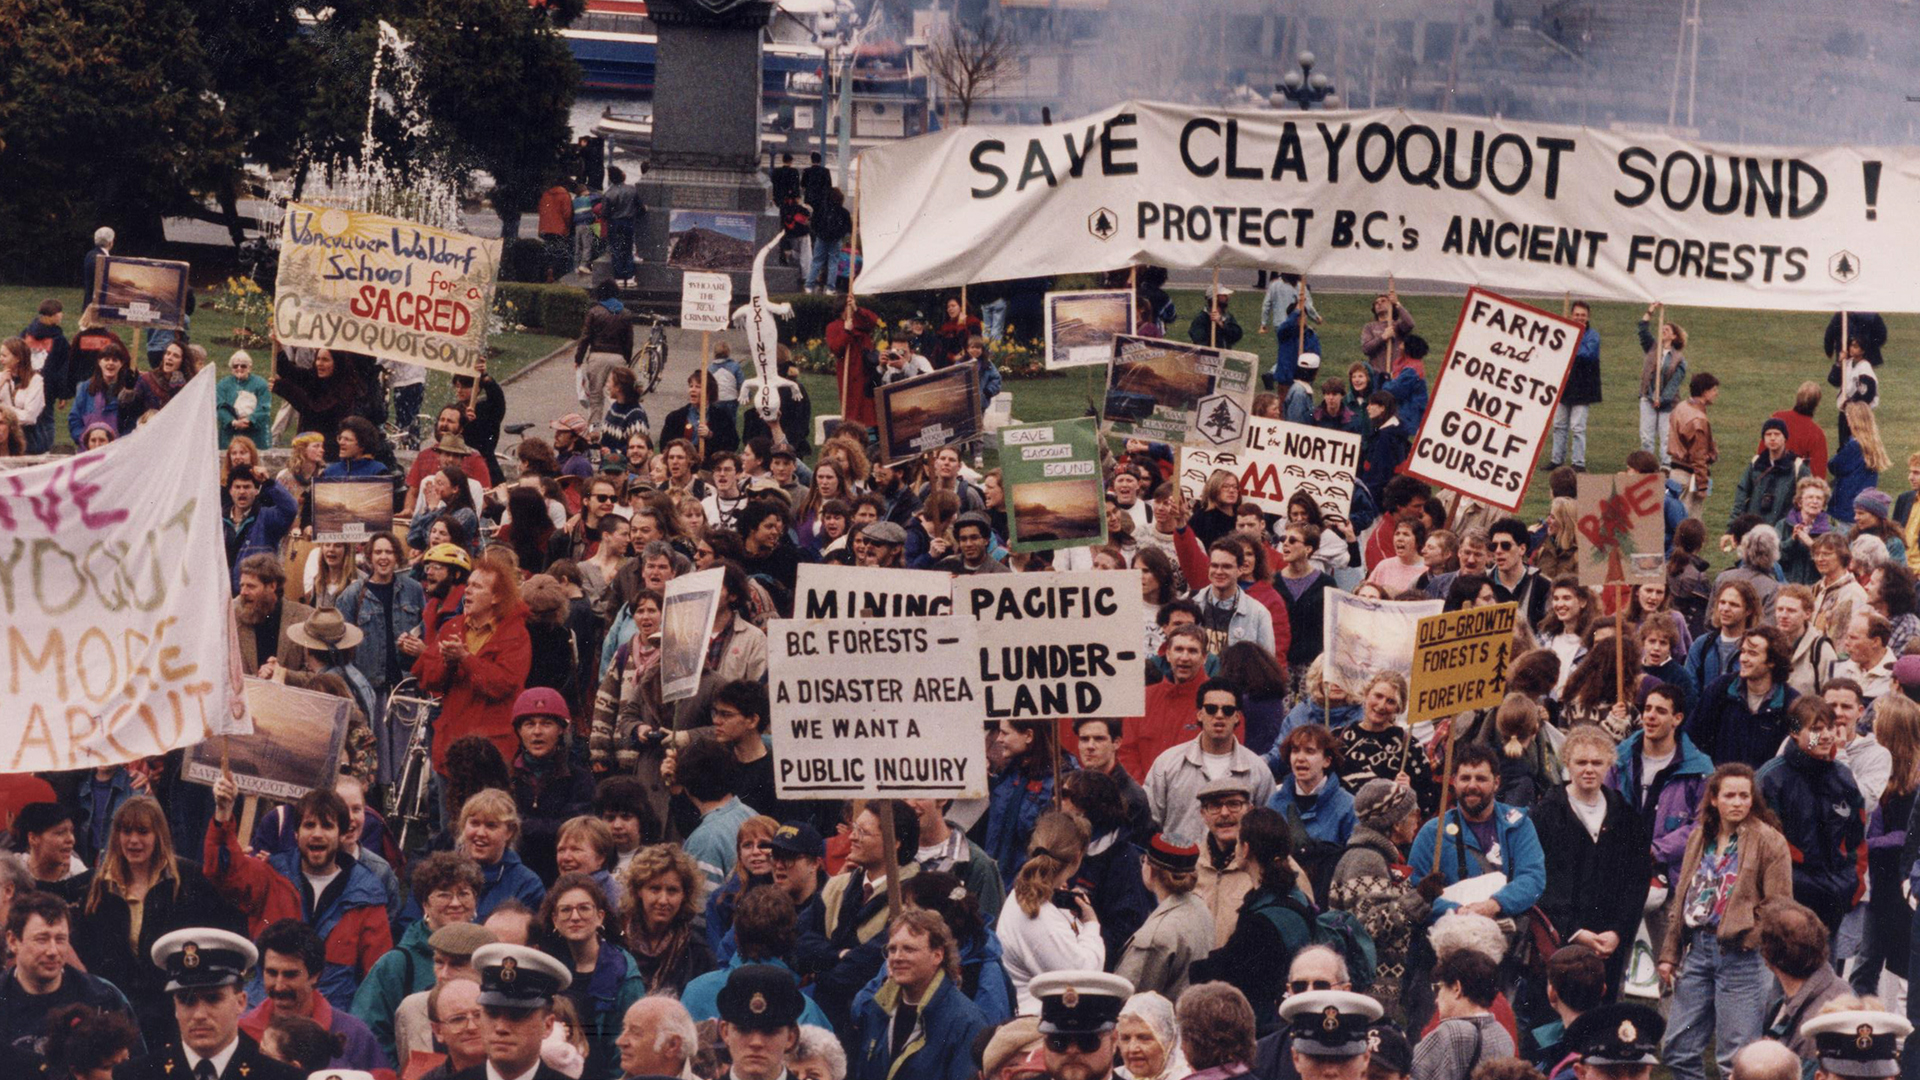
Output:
[350, 917, 436, 1060]
[217, 373, 273, 448]
[1407, 802, 1547, 919]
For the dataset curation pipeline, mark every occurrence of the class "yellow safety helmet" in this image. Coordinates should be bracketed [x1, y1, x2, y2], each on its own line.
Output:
[423, 544, 472, 573]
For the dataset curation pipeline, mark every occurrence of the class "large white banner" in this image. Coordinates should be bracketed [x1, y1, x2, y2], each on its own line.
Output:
[0, 369, 248, 771]
[1407, 288, 1580, 511]
[855, 101, 1917, 311]
[768, 616, 986, 800]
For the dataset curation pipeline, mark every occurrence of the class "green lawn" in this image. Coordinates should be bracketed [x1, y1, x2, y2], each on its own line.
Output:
[0, 284, 570, 447]
[798, 287, 1913, 562]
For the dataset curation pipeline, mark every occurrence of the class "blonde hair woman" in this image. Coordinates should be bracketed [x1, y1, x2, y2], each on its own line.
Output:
[620, 843, 711, 994]
[996, 811, 1101, 1012]
[457, 788, 548, 917]
[1834, 401, 1893, 526]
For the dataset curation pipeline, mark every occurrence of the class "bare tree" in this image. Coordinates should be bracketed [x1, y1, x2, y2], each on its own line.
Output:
[924, 18, 1022, 126]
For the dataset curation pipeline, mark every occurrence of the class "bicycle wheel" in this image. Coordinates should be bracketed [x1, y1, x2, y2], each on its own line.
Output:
[642, 341, 667, 394]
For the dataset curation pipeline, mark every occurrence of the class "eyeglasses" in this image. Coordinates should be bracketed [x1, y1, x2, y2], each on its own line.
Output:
[1199, 799, 1249, 813]
[429, 889, 476, 904]
[1044, 1034, 1105, 1054]
[749, 841, 775, 850]
[439, 1010, 485, 1029]
[591, 493, 616, 502]
[1489, 541, 1517, 551]
[1200, 703, 1238, 716]
[555, 904, 599, 919]
[1288, 979, 1334, 994]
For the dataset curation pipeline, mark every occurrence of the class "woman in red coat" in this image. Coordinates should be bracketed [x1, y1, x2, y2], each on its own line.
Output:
[415, 550, 532, 769]
[823, 294, 880, 428]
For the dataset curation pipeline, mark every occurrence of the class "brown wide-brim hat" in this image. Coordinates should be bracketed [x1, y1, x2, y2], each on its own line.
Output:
[286, 607, 364, 652]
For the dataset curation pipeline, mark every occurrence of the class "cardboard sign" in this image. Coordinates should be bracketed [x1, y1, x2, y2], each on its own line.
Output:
[91, 256, 192, 329]
[680, 271, 734, 332]
[875, 363, 983, 464]
[184, 678, 349, 800]
[1103, 335, 1257, 448]
[958, 572, 1146, 719]
[274, 202, 501, 376]
[1575, 472, 1668, 586]
[1406, 288, 1581, 511]
[0, 369, 250, 771]
[1237, 418, 1363, 529]
[1322, 590, 1444, 697]
[311, 478, 392, 543]
[794, 565, 955, 620]
[1178, 445, 1241, 507]
[1044, 290, 1135, 370]
[660, 568, 725, 703]
[1409, 603, 1518, 723]
[768, 616, 986, 799]
[1001, 418, 1106, 553]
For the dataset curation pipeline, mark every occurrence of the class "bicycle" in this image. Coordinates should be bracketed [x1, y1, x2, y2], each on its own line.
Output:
[382, 675, 442, 854]
[633, 312, 669, 395]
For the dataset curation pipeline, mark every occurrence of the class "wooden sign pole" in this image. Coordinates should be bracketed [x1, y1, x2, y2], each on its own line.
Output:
[1297, 275, 1310, 359]
[1209, 268, 1220, 348]
[874, 799, 904, 923]
[696, 331, 710, 463]
[1432, 729, 1457, 876]
[1614, 583, 1628, 704]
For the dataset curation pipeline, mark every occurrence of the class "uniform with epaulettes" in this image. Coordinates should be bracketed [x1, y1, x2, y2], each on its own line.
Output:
[445, 944, 577, 1080]
[112, 930, 300, 1080]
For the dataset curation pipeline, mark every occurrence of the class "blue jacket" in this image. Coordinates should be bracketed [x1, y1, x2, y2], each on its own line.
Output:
[226, 479, 299, 592]
[1268, 315, 1321, 389]
[319, 458, 390, 480]
[477, 848, 548, 918]
[1408, 802, 1547, 919]
[1757, 742, 1867, 927]
[1283, 381, 1314, 425]
[68, 385, 126, 441]
[855, 932, 1014, 1026]
[259, 850, 392, 1009]
[1684, 631, 1741, 697]
[217, 373, 274, 449]
[1688, 674, 1798, 770]
[548, 939, 646, 1080]
[1829, 438, 1876, 525]
[1272, 701, 1364, 750]
[335, 576, 426, 692]
[1384, 368, 1430, 436]
[75, 766, 137, 864]
[683, 954, 830, 1028]
[1359, 419, 1411, 505]
[1269, 776, 1357, 846]
[1607, 730, 1714, 883]
[985, 760, 1068, 882]
[852, 971, 988, 1080]
[1663, 477, 1686, 552]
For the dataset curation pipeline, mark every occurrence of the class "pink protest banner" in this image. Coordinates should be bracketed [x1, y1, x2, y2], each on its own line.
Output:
[0, 369, 249, 770]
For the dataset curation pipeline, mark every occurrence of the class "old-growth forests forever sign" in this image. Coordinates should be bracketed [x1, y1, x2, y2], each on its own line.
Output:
[854, 102, 1915, 311]
[274, 203, 502, 376]
[1406, 289, 1579, 511]
[0, 370, 248, 771]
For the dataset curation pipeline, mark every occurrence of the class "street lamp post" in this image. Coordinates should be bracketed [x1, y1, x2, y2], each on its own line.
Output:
[1271, 51, 1339, 110]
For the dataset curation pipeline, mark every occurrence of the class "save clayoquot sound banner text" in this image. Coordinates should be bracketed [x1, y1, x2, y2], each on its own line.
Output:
[0, 369, 249, 771]
[274, 202, 502, 376]
[854, 101, 1917, 311]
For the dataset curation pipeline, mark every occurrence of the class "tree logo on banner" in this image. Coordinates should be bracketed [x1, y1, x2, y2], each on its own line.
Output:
[1088, 208, 1118, 242]
[1197, 393, 1246, 445]
[1829, 250, 1860, 283]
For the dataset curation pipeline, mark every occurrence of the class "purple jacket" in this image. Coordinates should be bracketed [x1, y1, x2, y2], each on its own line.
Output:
[1606, 731, 1714, 883]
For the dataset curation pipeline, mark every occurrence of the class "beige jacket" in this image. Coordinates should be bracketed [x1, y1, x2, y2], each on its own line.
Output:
[1659, 817, 1793, 966]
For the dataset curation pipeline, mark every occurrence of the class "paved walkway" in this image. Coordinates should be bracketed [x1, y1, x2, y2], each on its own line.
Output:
[500, 323, 754, 437]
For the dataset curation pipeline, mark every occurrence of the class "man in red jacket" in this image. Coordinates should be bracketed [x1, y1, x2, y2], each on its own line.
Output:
[414, 552, 533, 769]
[1117, 625, 1242, 779]
[204, 779, 393, 1010]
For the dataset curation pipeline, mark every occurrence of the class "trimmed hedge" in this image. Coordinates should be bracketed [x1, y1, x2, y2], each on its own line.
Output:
[498, 238, 549, 284]
[495, 282, 592, 336]
[772, 292, 923, 341]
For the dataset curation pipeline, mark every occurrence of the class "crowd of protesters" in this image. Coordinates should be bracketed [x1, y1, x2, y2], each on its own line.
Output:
[0, 252, 1912, 1080]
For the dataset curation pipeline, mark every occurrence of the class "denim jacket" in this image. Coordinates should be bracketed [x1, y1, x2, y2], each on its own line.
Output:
[336, 575, 426, 690]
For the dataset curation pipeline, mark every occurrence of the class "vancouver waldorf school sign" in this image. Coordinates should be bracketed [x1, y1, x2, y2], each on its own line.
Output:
[855, 101, 1920, 312]
[274, 203, 503, 376]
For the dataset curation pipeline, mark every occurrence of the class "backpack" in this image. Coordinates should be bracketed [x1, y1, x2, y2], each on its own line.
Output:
[1256, 890, 1378, 991]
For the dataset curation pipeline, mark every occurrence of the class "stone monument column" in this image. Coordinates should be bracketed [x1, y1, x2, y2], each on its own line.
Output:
[634, 0, 799, 295]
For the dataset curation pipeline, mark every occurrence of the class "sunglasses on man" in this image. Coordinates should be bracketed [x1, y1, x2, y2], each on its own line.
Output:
[1044, 1033, 1104, 1054]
